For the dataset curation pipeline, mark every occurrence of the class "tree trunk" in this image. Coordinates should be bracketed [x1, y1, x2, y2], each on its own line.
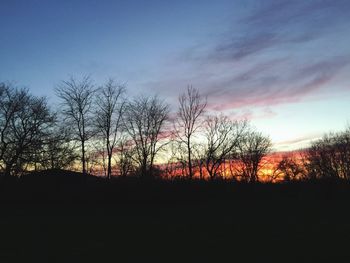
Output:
[187, 137, 193, 179]
[142, 162, 147, 177]
[4, 154, 18, 177]
[107, 154, 112, 179]
[82, 139, 86, 175]
[4, 164, 12, 177]
[199, 161, 203, 179]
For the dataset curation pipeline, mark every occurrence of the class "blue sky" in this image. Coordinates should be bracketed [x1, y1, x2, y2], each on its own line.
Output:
[1, 0, 349, 150]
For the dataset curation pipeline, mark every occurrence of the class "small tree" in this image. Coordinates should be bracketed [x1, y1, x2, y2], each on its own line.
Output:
[237, 130, 272, 183]
[115, 136, 135, 177]
[203, 115, 247, 179]
[275, 154, 305, 182]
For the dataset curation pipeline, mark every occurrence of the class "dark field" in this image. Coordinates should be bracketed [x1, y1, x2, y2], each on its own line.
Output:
[1, 170, 350, 262]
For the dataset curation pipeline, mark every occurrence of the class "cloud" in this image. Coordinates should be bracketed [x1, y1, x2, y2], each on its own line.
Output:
[275, 133, 322, 150]
[145, 0, 350, 117]
[222, 107, 277, 121]
[208, 0, 350, 62]
[204, 55, 350, 111]
[212, 33, 281, 61]
[245, 0, 350, 26]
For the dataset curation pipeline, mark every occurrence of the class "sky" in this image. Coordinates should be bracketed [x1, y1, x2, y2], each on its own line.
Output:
[1, 0, 349, 151]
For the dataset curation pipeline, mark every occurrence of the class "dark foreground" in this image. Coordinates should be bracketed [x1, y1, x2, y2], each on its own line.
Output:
[1, 170, 350, 262]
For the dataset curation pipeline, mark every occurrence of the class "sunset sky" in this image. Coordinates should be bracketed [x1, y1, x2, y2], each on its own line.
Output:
[1, 0, 349, 151]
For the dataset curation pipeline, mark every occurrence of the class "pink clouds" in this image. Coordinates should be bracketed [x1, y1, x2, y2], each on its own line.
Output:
[204, 56, 350, 112]
[140, 0, 350, 126]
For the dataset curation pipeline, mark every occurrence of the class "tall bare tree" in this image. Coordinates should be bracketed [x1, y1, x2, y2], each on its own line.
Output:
[0, 83, 21, 164]
[176, 86, 206, 178]
[123, 95, 169, 177]
[55, 76, 95, 175]
[203, 115, 247, 179]
[95, 79, 126, 179]
[237, 130, 272, 183]
[0, 84, 54, 176]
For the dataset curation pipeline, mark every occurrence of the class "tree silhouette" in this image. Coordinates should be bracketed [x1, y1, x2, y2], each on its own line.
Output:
[306, 130, 350, 180]
[0, 83, 21, 165]
[115, 136, 135, 177]
[40, 124, 78, 170]
[123, 95, 169, 177]
[237, 130, 272, 182]
[0, 84, 54, 176]
[56, 76, 95, 175]
[175, 86, 206, 179]
[203, 115, 247, 179]
[275, 154, 306, 182]
[94, 79, 126, 179]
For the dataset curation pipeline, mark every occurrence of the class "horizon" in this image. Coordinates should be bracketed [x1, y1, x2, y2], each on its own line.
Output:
[1, 0, 350, 151]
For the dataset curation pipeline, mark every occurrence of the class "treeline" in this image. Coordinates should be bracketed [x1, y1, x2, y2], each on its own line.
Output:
[0, 77, 349, 182]
[274, 129, 350, 182]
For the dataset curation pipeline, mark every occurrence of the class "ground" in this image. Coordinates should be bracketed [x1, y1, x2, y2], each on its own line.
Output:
[0, 170, 349, 262]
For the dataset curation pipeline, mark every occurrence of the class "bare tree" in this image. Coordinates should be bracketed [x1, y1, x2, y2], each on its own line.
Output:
[237, 130, 272, 183]
[115, 136, 135, 177]
[0, 84, 54, 176]
[0, 83, 23, 165]
[203, 115, 247, 179]
[55, 76, 95, 175]
[192, 143, 206, 179]
[176, 86, 206, 178]
[163, 139, 183, 179]
[95, 79, 126, 179]
[123, 95, 169, 177]
[305, 130, 350, 180]
[35, 123, 78, 170]
[274, 154, 306, 182]
[91, 139, 108, 176]
[169, 139, 189, 178]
